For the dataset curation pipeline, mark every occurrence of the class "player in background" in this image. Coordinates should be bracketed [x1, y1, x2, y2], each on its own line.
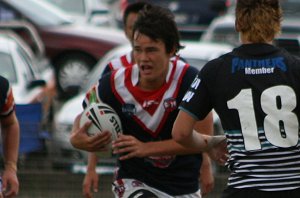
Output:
[172, 0, 300, 198]
[100, 2, 144, 75]
[0, 76, 19, 198]
[70, 4, 226, 198]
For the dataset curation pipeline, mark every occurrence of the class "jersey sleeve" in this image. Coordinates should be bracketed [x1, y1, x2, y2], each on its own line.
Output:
[101, 63, 112, 77]
[179, 60, 217, 120]
[82, 72, 111, 109]
[0, 76, 15, 117]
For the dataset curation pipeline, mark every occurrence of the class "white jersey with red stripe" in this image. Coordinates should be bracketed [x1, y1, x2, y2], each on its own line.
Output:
[101, 52, 134, 76]
[109, 52, 133, 70]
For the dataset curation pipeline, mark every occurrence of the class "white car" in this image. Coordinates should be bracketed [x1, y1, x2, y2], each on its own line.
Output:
[0, 32, 52, 106]
[0, 31, 56, 156]
[52, 41, 232, 171]
[45, 0, 111, 26]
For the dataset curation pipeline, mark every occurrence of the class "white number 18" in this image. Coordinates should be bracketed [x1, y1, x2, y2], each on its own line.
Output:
[227, 85, 299, 151]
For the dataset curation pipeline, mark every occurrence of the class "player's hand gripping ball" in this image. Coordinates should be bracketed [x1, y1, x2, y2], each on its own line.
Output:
[80, 102, 122, 156]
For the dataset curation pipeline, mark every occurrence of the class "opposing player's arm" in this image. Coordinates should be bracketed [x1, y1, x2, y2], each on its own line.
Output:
[143, 112, 214, 156]
[172, 110, 227, 165]
[172, 110, 222, 150]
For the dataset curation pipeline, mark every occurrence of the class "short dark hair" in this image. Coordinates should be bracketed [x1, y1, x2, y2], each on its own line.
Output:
[133, 4, 184, 54]
[123, 2, 150, 26]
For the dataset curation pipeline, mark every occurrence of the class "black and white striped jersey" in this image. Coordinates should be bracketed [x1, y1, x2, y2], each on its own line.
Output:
[180, 43, 300, 191]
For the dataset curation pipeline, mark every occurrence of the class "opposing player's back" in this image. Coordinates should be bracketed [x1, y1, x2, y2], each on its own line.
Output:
[175, 0, 300, 196]
[204, 44, 300, 191]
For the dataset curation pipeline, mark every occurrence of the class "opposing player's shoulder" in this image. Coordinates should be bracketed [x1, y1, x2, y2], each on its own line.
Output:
[200, 54, 229, 75]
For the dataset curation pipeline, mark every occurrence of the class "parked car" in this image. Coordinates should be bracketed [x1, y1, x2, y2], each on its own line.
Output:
[109, 0, 230, 41]
[0, 0, 128, 99]
[0, 21, 57, 124]
[45, 0, 111, 26]
[0, 33, 45, 105]
[51, 41, 232, 170]
[201, 0, 300, 49]
[0, 30, 57, 143]
[274, 37, 300, 57]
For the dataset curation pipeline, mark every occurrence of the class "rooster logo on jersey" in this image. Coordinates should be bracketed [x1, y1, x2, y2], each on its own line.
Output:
[163, 98, 177, 112]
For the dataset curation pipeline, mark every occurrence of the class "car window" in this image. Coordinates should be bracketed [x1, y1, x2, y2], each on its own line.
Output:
[47, 0, 86, 15]
[0, 3, 19, 21]
[7, 0, 73, 27]
[0, 52, 17, 83]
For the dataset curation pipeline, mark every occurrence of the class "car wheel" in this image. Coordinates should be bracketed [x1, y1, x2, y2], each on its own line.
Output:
[55, 53, 97, 99]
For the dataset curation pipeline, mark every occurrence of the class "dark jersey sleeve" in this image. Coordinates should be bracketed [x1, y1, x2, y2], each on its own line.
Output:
[82, 71, 112, 109]
[0, 76, 15, 117]
[179, 59, 219, 120]
[101, 64, 112, 77]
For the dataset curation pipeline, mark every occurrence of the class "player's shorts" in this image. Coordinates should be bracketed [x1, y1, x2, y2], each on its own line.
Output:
[112, 179, 201, 198]
[222, 187, 300, 198]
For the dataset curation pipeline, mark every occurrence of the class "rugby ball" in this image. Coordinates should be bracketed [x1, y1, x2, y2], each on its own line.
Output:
[80, 102, 122, 141]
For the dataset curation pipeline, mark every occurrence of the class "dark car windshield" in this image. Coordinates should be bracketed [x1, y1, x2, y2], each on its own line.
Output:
[8, 0, 73, 27]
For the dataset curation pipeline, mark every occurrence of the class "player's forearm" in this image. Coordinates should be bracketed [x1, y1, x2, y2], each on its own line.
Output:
[201, 152, 212, 171]
[2, 124, 19, 171]
[173, 128, 222, 152]
[87, 152, 99, 171]
[142, 139, 202, 156]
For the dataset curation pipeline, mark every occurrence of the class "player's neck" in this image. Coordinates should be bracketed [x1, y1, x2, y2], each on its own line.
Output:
[240, 34, 273, 45]
[137, 79, 166, 91]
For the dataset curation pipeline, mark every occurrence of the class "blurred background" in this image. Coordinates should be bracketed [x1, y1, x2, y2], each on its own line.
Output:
[0, 0, 299, 197]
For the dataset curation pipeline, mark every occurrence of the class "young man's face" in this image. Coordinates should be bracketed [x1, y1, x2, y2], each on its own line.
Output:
[133, 31, 174, 90]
